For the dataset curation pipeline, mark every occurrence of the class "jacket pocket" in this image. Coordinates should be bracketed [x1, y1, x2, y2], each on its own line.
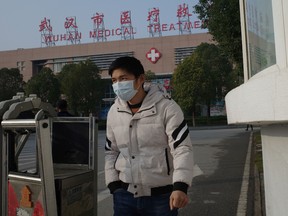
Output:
[165, 148, 171, 175]
[114, 152, 131, 173]
[113, 152, 120, 169]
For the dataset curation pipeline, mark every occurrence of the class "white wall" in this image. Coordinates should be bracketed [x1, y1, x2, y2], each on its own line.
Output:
[225, 65, 288, 125]
[261, 125, 288, 216]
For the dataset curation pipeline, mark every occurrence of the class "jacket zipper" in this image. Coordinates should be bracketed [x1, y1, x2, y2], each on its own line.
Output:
[165, 148, 171, 175]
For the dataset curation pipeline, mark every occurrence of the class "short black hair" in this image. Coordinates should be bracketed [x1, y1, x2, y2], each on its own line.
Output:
[108, 56, 145, 78]
[56, 99, 68, 110]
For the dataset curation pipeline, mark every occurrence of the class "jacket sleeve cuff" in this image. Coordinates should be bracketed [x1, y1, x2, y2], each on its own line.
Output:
[173, 182, 189, 194]
[108, 181, 122, 194]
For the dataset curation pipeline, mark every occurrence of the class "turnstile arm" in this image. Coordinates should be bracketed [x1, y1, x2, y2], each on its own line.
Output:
[3, 97, 57, 120]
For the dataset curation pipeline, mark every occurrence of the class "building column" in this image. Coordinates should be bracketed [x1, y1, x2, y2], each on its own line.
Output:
[261, 124, 288, 216]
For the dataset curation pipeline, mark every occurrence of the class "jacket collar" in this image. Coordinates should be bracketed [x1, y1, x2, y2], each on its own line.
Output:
[114, 83, 168, 112]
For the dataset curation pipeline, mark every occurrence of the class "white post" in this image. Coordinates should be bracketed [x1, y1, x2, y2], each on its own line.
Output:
[261, 124, 288, 216]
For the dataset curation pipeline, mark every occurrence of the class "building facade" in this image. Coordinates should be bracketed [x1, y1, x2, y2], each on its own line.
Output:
[0, 33, 212, 119]
[0, 33, 212, 82]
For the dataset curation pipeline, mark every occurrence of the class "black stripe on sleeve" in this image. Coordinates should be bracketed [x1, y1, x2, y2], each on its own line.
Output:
[173, 128, 189, 149]
[172, 120, 187, 140]
[105, 137, 112, 151]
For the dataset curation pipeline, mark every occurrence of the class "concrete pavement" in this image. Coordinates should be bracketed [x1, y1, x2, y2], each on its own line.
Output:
[97, 126, 260, 216]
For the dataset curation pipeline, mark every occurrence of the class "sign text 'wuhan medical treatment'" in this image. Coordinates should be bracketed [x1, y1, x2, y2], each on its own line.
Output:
[39, 3, 206, 45]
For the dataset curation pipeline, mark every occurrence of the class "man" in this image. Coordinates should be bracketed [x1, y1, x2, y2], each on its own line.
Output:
[56, 99, 73, 117]
[105, 56, 197, 216]
[246, 124, 253, 131]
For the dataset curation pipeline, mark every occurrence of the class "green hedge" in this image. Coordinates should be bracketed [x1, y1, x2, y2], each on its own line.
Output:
[185, 115, 228, 126]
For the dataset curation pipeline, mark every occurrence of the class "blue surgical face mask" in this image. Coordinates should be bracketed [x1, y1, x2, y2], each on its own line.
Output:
[112, 80, 138, 101]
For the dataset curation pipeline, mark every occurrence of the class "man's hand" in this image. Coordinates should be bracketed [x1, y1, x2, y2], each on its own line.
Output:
[169, 190, 189, 210]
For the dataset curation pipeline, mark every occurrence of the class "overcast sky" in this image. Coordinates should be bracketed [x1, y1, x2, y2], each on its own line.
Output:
[0, 0, 207, 51]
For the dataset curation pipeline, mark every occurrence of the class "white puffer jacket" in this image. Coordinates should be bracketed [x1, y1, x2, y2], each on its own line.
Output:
[105, 84, 197, 197]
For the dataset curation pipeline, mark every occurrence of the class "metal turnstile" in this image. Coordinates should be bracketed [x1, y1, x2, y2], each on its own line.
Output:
[1, 95, 98, 216]
[0, 93, 25, 216]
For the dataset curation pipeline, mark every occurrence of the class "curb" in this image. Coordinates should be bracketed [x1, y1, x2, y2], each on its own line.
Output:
[253, 131, 266, 216]
[254, 165, 262, 216]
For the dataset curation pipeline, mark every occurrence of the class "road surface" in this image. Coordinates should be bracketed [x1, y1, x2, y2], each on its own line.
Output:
[97, 127, 254, 216]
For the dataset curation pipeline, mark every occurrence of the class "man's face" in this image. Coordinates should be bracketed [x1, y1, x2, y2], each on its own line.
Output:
[111, 69, 144, 89]
[111, 69, 135, 84]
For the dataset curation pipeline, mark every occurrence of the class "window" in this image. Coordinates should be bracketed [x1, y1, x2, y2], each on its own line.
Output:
[174, 47, 196, 65]
[53, 59, 67, 73]
[245, 0, 276, 76]
[17, 61, 25, 72]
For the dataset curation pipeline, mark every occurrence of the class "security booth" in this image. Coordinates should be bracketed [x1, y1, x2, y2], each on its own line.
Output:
[1, 95, 98, 216]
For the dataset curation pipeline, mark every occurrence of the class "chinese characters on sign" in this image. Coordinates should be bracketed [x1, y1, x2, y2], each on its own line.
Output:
[39, 18, 52, 32]
[89, 11, 136, 40]
[64, 17, 78, 29]
[147, 8, 160, 23]
[121, 11, 132, 25]
[39, 2, 205, 46]
[120, 11, 134, 40]
[91, 13, 107, 42]
[64, 16, 81, 44]
[177, 3, 192, 18]
[177, 3, 193, 35]
[147, 8, 162, 37]
[91, 13, 104, 28]
[148, 3, 202, 36]
[39, 17, 55, 47]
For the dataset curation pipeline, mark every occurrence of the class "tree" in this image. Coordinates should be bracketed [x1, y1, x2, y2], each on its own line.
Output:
[58, 60, 104, 116]
[24, 67, 60, 104]
[173, 43, 233, 124]
[145, 70, 157, 82]
[0, 68, 24, 101]
[194, 0, 243, 73]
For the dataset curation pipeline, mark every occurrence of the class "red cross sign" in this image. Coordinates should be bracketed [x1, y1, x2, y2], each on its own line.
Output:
[146, 48, 161, 64]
